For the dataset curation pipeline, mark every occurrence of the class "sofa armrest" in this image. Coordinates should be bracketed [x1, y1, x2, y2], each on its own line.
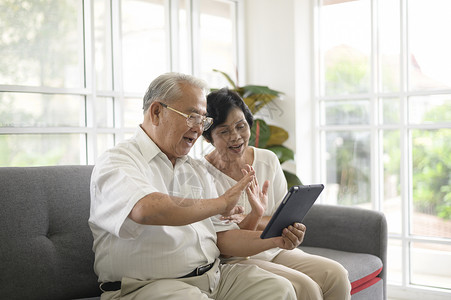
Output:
[301, 204, 387, 281]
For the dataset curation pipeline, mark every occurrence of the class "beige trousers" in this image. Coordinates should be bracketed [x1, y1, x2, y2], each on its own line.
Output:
[228, 248, 351, 300]
[100, 258, 296, 300]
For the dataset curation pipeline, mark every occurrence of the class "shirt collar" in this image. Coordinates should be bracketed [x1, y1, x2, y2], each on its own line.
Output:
[134, 125, 190, 166]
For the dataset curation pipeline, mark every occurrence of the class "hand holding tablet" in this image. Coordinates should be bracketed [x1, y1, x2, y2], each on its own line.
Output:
[260, 184, 324, 239]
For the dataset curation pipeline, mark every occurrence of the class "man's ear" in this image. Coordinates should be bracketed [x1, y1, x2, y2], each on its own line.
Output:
[148, 102, 162, 125]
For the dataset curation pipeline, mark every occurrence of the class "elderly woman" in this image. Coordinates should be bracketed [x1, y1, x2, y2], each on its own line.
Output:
[202, 88, 351, 300]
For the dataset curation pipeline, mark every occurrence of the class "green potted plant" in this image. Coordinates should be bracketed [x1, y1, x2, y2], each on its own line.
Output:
[212, 69, 302, 188]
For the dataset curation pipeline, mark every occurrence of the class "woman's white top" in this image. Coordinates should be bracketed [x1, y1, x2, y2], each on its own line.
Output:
[202, 146, 288, 261]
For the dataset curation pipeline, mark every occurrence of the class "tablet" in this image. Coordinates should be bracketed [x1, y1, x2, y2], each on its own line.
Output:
[260, 184, 324, 239]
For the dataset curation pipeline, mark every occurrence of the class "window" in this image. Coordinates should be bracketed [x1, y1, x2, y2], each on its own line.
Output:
[0, 0, 240, 166]
[316, 0, 451, 296]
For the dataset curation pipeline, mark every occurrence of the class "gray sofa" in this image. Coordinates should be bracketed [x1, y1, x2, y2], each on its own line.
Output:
[0, 166, 387, 300]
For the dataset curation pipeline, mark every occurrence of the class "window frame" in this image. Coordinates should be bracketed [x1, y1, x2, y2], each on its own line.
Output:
[0, 0, 243, 165]
[312, 0, 451, 298]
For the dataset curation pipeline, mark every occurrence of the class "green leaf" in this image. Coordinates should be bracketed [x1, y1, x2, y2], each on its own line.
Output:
[266, 145, 294, 164]
[249, 119, 270, 148]
[283, 170, 303, 189]
[242, 93, 279, 114]
[267, 125, 289, 146]
[242, 96, 257, 113]
[241, 85, 283, 97]
[240, 85, 283, 114]
[212, 69, 237, 89]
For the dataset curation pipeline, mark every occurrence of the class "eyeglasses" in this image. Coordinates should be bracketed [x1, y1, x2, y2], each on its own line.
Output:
[214, 121, 249, 139]
[158, 102, 213, 130]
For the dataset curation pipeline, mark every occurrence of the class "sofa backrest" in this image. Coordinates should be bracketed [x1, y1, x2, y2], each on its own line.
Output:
[0, 166, 101, 300]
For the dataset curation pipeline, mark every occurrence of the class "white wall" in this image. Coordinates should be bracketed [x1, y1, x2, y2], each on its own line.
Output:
[243, 0, 314, 183]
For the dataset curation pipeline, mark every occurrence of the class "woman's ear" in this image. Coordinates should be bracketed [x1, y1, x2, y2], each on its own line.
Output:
[204, 137, 214, 146]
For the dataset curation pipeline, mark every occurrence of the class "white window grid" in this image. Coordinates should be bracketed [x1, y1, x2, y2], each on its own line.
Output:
[313, 0, 451, 298]
[0, 0, 243, 165]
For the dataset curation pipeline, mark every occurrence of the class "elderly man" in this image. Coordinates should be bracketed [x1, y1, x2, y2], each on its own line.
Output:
[89, 72, 304, 300]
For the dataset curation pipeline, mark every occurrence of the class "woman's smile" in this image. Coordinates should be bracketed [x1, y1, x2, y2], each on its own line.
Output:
[228, 143, 245, 154]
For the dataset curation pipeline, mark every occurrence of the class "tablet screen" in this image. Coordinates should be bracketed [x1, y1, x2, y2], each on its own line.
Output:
[260, 184, 324, 239]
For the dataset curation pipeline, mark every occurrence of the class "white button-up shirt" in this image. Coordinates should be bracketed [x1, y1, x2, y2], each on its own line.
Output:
[89, 126, 220, 282]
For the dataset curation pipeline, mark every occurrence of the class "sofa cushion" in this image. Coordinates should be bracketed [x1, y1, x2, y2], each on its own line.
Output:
[349, 278, 383, 300]
[300, 246, 383, 295]
[0, 166, 100, 300]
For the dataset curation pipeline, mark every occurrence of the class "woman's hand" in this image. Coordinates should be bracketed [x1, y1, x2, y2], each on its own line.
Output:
[242, 165, 269, 218]
[222, 165, 270, 231]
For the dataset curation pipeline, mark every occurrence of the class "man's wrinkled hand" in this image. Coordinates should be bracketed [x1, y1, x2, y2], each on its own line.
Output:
[221, 206, 244, 218]
[272, 223, 306, 250]
[221, 212, 245, 224]
[220, 170, 254, 216]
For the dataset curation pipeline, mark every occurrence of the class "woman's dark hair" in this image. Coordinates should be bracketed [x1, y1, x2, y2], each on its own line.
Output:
[202, 87, 254, 143]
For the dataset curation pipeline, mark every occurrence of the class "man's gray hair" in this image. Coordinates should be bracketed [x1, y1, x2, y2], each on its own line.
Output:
[142, 72, 209, 113]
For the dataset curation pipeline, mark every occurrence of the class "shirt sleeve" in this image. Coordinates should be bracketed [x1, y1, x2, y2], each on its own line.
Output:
[90, 152, 156, 239]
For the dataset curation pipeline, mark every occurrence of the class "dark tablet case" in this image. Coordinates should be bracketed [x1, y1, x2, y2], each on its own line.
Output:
[260, 184, 324, 239]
